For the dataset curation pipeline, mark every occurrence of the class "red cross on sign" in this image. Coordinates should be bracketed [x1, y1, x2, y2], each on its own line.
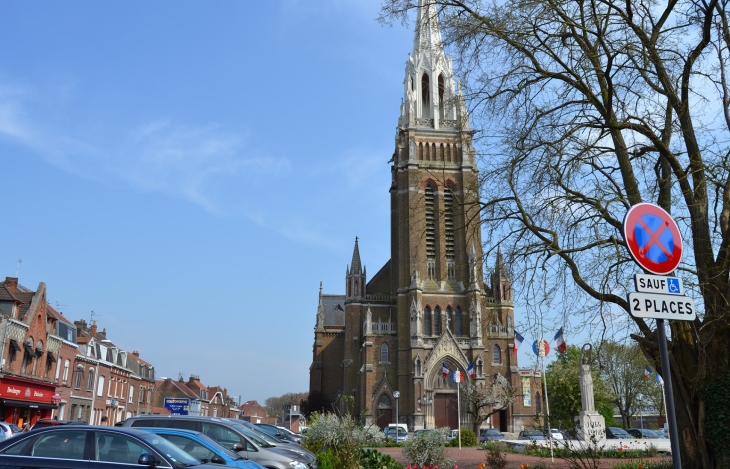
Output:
[623, 203, 683, 275]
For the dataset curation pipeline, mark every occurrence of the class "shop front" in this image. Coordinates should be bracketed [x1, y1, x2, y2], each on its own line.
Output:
[0, 376, 59, 428]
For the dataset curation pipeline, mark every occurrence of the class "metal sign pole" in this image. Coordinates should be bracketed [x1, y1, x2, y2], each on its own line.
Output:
[657, 318, 681, 469]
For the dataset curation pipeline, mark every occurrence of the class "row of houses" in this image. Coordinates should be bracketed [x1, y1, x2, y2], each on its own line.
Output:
[0, 277, 273, 428]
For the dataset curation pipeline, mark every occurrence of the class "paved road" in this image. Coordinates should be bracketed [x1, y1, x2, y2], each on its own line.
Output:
[377, 446, 672, 468]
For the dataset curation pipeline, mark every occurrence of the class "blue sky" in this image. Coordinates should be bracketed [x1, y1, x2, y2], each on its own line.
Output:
[0, 1, 551, 403]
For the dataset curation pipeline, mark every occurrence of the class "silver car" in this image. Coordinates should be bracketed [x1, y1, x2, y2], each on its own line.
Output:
[120, 415, 312, 469]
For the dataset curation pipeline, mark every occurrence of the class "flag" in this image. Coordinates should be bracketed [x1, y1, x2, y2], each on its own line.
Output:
[514, 330, 525, 354]
[452, 370, 464, 383]
[644, 366, 652, 380]
[466, 362, 475, 379]
[656, 373, 664, 385]
[442, 362, 451, 378]
[553, 328, 567, 353]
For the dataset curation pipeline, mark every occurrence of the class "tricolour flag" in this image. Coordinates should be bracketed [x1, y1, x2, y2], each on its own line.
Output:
[466, 362, 475, 379]
[554, 328, 567, 353]
[442, 362, 451, 378]
[452, 370, 465, 383]
[656, 373, 664, 385]
[644, 366, 652, 380]
[514, 330, 525, 354]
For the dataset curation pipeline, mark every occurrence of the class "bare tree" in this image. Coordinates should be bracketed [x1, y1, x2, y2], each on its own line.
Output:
[380, 1, 730, 467]
[460, 374, 515, 433]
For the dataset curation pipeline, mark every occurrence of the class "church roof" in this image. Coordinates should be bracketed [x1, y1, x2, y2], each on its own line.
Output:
[322, 295, 346, 327]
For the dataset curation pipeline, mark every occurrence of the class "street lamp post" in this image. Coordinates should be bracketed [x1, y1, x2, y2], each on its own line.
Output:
[393, 391, 400, 428]
[637, 393, 644, 432]
[417, 395, 433, 429]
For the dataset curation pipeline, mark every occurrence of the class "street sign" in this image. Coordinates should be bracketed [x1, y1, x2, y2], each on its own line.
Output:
[627, 292, 696, 321]
[623, 203, 683, 275]
[634, 274, 684, 295]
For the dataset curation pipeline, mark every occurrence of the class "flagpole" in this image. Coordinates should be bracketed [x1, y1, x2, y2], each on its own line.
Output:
[540, 347, 554, 462]
[457, 374, 462, 450]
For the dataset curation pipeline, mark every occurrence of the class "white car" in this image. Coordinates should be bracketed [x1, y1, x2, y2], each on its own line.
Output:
[550, 428, 564, 440]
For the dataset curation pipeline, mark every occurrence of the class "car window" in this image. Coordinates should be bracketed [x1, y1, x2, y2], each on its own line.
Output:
[1, 435, 38, 455]
[31, 430, 87, 459]
[201, 423, 254, 452]
[95, 432, 150, 465]
[131, 419, 168, 428]
[160, 434, 217, 463]
[9, 425, 21, 434]
[137, 432, 200, 466]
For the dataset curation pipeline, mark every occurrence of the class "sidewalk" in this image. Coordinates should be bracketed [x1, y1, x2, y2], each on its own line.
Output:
[376, 446, 672, 468]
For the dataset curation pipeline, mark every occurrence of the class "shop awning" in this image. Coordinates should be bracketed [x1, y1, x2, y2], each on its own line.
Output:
[23, 343, 34, 356]
[8, 340, 21, 352]
[46, 352, 56, 363]
[1, 399, 57, 410]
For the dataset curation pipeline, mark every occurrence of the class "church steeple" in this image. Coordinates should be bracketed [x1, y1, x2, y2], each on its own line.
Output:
[350, 236, 362, 275]
[400, 0, 467, 130]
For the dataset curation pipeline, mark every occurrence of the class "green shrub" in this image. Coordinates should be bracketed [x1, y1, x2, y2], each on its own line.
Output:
[402, 427, 453, 468]
[446, 430, 476, 447]
[316, 449, 337, 469]
[303, 412, 385, 469]
[359, 448, 403, 469]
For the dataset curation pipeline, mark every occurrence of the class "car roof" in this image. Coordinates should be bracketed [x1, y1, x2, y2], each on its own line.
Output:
[139, 427, 204, 436]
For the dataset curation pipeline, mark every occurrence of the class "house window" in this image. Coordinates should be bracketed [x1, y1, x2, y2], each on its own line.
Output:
[62, 360, 70, 384]
[213, 408, 218, 417]
[423, 307, 432, 336]
[380, 343, 389, 363]
[434, 307, 442, 336]
[74, 366, 84, 389]
[493, 344, 502, 365]
[139, 387, 145, 404]
[129, 385, 134, 403]
[87, 368, 95, 391]
[97, 376, 105, 397]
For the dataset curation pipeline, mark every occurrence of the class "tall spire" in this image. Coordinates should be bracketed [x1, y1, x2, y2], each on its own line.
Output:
[412, 0, 445, 59]
[316, 281, 325, 331]
[400, 0, 464, 129]
[350, 237, 362, 275]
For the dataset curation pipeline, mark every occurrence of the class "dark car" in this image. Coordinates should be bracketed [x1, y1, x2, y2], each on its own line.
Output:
[627, 428, 660, 439]
[480, 428, 506, 443]
[255, 423, 302, 444]
[31, 419, 88, 430]
[606, 427, 633, 439]
[518, 430, 547, 440]
[0, 425, 214, 469]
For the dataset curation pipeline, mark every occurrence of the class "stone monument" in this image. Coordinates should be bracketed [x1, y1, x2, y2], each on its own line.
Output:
[574, 344, 606, 443]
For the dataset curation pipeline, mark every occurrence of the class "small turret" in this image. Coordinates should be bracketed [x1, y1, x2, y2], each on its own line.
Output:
[315, 282, 325, 331]
[346, 237, 366, 299]
[491, 246, 512, 303]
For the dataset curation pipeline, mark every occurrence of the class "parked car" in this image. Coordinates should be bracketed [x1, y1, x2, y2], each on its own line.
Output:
[254, 423, 301, 444]
[0, 422, 22, 441]
[413, 429, 437, 438]
[606, 427, 633, 439]
[142, 427, 265, 469]
[31, 419, 87, 430]
[0, 425, 214, 469]
[384, 427, 409, 442]
[518, 430, 547, 440]
[549, 428, 564, 440]
[448, 429, 459, 440]
[223, 420, 316, 467]
[627, 428, 660, 439]
[479, 429, 506, 443]
[120, 415, 312, 469]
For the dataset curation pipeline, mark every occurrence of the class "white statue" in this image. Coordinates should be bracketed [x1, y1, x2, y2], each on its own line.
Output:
[580, 344, 595, 413]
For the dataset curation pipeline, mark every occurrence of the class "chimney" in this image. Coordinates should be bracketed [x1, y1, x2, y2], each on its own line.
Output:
[132, 351, 140, 357]
[4, 277, 18, 291]
[90, 321, 97, 336]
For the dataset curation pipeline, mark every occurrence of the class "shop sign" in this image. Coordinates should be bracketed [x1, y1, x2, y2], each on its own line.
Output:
[0, 378, 54, 403]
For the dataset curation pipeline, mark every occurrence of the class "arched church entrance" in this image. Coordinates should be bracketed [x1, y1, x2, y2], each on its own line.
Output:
[427, 363, 461, 430]
[375, 394, 393, 429]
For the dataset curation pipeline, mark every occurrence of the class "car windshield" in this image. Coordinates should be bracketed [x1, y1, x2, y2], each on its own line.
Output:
[138, 433, 201, 466]
[485, 430, 501, 435]
[9, 425, 21, 433]
[228, 424, 274, 448]
[158, 431, 242, 461]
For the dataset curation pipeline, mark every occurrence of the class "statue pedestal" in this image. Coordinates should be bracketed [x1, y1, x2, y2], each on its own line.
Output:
[575, 412, 606, 444]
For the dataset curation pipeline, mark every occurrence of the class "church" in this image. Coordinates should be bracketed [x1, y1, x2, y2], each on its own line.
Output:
[309, 2, 541, 433]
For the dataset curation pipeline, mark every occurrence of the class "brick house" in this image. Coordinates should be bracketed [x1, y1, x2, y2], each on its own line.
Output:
[152, 377, 203, 416]
[0, 278, 64, 427]
[240, 400, 274, 424]
[184, 375, 210, 416]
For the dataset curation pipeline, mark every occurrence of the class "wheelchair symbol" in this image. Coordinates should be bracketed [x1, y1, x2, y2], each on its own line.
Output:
[667, 278, 681, 294]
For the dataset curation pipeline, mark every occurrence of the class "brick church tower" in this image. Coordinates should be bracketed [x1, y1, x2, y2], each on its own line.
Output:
[309, 0, 541, 433]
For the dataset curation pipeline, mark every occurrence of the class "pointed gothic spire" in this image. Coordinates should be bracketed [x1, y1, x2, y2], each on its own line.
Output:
[350, 237, 362, 275]
[413, 0, 445, 58]
[316, 281, 325, 331]
[495, 245, 510, 279]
